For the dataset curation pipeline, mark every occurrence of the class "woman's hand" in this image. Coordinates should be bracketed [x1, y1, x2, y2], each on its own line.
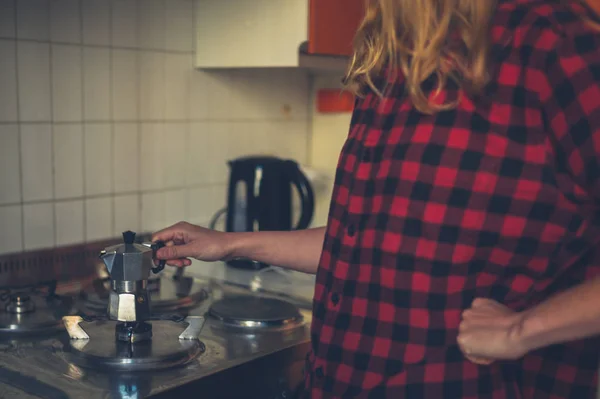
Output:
[457, 298, 529, 365]
[151, 222, 234, 267]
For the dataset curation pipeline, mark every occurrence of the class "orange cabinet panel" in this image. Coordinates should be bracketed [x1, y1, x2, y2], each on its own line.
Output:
[587, 0, 600, 14]
[308, 0, 365, 56]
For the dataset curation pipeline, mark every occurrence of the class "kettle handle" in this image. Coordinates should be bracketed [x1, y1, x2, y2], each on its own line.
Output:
[286, 161, 315, 230]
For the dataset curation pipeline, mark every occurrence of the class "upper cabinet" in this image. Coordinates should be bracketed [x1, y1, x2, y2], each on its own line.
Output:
[194, 0, 365, 71]
[308, 0, 364, 56]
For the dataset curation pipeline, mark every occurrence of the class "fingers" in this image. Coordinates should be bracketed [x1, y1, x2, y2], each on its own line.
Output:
[165, 258, 192, 267]
[156, 244, 196, 260]
[151, 221, 190, 243]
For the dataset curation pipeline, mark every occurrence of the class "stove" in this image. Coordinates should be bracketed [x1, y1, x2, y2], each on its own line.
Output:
[79, 271, 209, 316]
[0, 281, 76, 337]
[208, 295, 304, 330]
[0, 234, 312, 399]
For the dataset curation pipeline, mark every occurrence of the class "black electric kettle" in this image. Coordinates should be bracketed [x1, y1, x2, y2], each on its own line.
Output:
[214, 156, 315, 270]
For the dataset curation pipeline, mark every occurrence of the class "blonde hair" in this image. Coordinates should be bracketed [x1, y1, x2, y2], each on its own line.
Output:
[344, 0, 598, 115]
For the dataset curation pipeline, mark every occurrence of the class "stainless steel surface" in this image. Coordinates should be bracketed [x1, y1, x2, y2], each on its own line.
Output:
[64, 319, 205, 371]
[0, 294, 74, 335]
[112, 280, 147, 294]
[0, 270, 312, 398]
[5, 293, 35, 314]
[63, 315, 89, 339]
[208, 295, 304, 330]
[179, 316, 205, 340]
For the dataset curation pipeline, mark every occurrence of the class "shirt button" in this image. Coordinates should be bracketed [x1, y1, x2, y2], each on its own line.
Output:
[362, 148, 371, 162]
[331, 292, 340, 305]
[347, 224, 356, 237]
[315, 367, 324, 379]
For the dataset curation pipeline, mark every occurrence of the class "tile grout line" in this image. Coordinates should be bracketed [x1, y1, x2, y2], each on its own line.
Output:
[47, 0, 58, 250]
[13, 0, 24, 252]
[79, 0, 87, 243]
[0, 36, 193, 55]
[108, 0, 116, 237]
[135, 0, 143, 232]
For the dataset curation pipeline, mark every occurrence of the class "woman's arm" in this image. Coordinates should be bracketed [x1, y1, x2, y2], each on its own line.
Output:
[153, 222, 326, 274]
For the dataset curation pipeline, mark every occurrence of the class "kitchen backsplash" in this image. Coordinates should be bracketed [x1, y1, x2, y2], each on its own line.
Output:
[0, 0, 353, 255]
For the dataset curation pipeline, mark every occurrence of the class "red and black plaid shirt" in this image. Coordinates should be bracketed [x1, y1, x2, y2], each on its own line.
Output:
[305, 0, 600, 397]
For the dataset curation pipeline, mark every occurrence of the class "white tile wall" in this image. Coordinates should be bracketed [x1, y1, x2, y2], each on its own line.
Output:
[0, 0, 16, 38]
[82, 0, 111, 46]
[17, 42, 51, 121]
[83, 47, 111, 121]
[0, 125, 21, 205]
[23, 202, 54, 250]
[17, 0, 49, 41]
[53, 124, 84, 199]
[0, 41, 18, 122]
[0, 0, 315, 255]
[49, 0, 81, 44]
[55, 200, 84, 245]
[20, 124, 53, 201]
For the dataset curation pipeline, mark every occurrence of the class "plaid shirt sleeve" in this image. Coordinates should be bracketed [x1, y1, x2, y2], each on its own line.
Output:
[541, 25, 600, 199]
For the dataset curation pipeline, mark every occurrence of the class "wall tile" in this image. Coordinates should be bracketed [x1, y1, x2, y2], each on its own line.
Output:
[17, 42, 51, 122]
[163, 123, 187, 188]
[50, 0, 81, 43]
[86, 197, 113, 241]
[21, 124, 53, 201]
[82, 0, 110, 46]
[0, 0, 16, 38]
[165, 189, 187, 226]
[165, 0, 193, 52]
[23, 203, 54, 250]
[266, 121, 308, 163]
[83, 47, 111, 121]
[138, 0, 165, 50]
[0, 125, 21, 205]
[204, 71, 232, 121]
[55, 200, 84, 245]
[0, 205, 22, 254]
[52, 44, 82, 122]
[111, 0, 137, 48]
[139, 51, 165, 120]
[188, 66, 209, 120]
[141, 192, 164, 232]
[53, 124, 84, 199]
[187, 185, 226, 227]
[0, 40, 18, 122]
[112, 49, 138, 121]
[114, 194, 140, 235]
[140, 123, 163, 190]
[165, 53, 190, 120]
[113, 123, 139, 193]
[16, 0, 49, 41]
[188, 122, 230, 185]
[84, 124, 112, 196]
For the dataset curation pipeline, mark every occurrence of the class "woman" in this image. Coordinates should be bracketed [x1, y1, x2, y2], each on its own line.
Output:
[153, 0, 600, 397]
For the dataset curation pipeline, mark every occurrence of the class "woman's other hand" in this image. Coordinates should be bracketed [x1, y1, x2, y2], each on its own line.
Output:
[457, 298, 529, 365]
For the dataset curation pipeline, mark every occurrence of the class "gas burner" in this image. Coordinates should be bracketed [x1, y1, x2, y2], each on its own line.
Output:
[0, 291, 75, 336]
[80, 273, 209, 315]
[208, 295, 303, 329]
[62, 315, 205, 371]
